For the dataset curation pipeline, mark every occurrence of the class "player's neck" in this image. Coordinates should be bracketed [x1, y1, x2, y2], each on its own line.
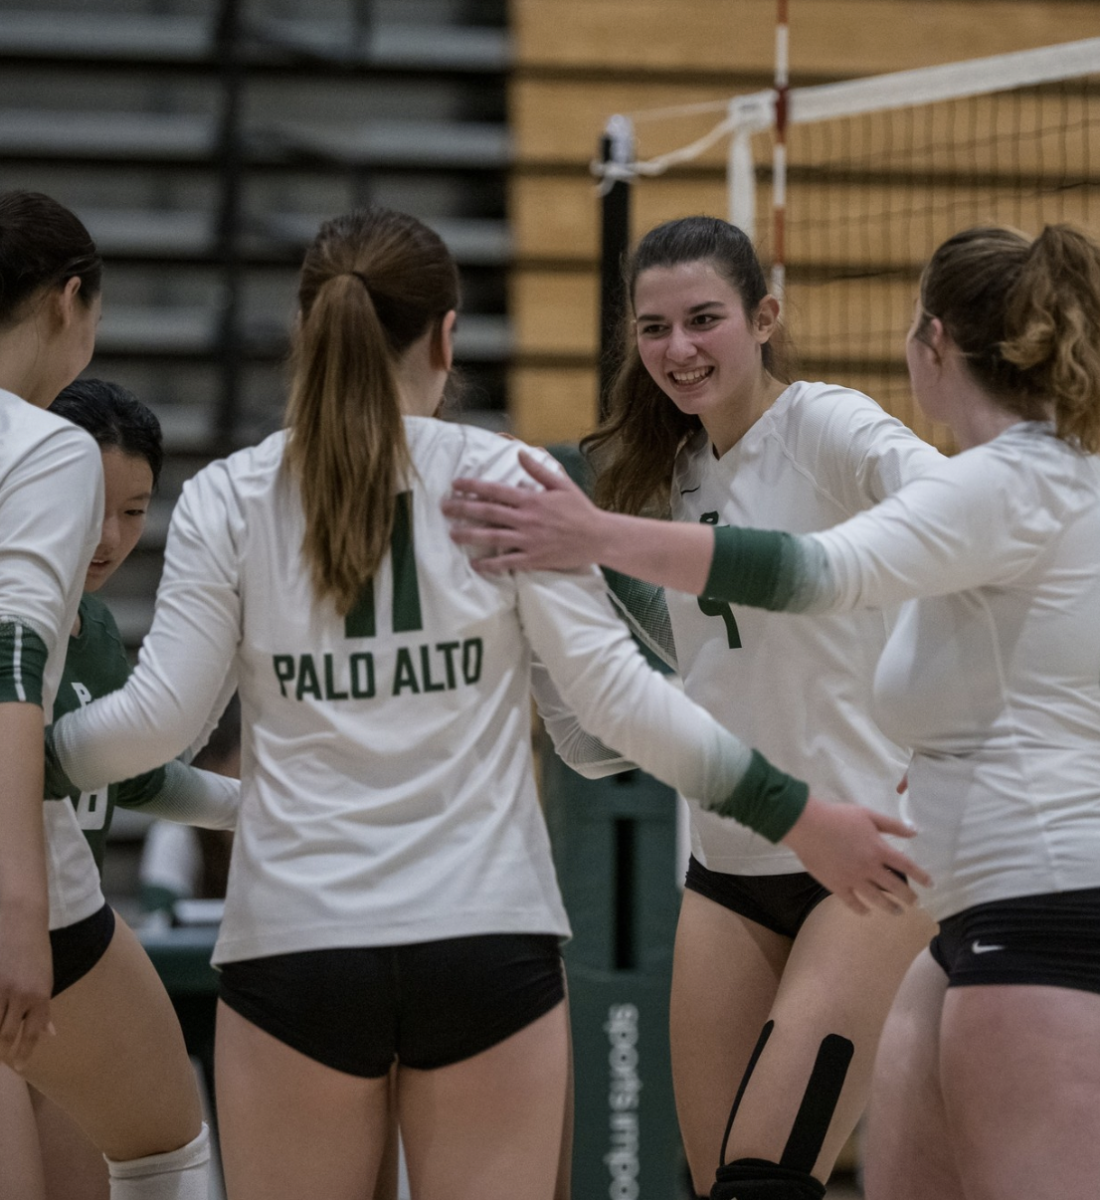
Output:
[704, 373, 786, 458]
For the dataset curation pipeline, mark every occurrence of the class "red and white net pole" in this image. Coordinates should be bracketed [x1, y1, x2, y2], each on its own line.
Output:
[771, 0, 789, 301]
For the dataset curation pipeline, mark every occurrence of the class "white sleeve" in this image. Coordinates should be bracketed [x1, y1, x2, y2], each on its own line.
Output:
[530, 654, 636, 780]
[792, 385, 944, 510]
[516, 568, 753, 806]
[127, 760, 239, 831]
[0, 426, 101, 656]
[809, 448, 1061, 611]
[53, 464, 241, 790]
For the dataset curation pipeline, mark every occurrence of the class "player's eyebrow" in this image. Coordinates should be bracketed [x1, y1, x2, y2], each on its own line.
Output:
[636, 300, 727, 322]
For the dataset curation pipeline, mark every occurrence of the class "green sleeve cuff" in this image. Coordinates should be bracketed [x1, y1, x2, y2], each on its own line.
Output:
[712, 749, 809, 843]
[704, 527, 793, 609]
[0, 621, 47, 706]
[116, 764, 169, 810]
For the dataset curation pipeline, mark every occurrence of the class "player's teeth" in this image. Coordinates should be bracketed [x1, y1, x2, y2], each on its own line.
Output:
[673, 369, 708, 382]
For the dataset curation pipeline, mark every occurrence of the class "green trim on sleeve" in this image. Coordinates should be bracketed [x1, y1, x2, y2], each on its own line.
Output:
[711, 749, 809, 843]
[704, 527, 797, 610]
[116, 764, 169, 810]
[0, 621, 47, 706]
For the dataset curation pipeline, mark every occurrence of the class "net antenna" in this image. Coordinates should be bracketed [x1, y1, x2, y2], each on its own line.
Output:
[771, 0, 790, 302]
[593, 33, 1100, 450]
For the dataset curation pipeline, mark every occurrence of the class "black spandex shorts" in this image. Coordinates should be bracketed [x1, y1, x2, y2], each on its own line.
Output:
[684, 855, 830, 939]
[218, 932, 565, 1078]
[929, 886, 1100, 993]
[50, 903, 115, 997]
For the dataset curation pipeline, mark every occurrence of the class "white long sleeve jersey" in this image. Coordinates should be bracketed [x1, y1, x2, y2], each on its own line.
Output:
[55, 418, 761, 963]
[670, 381, 942, 875]
[808, 422, 1100, 921]
[0, 388, 105, 929]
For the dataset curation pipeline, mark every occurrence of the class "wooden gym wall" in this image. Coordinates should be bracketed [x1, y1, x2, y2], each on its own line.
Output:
[507, 0, 1100, 447]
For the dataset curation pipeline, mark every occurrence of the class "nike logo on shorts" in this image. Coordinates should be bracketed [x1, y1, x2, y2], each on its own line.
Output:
[971, 939, 1005, 954]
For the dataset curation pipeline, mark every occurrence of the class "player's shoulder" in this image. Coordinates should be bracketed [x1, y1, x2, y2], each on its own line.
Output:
[0, 388, 100, 477]
[75, 593, 124, 648]
[773, 379, 934, 466]
[773, 379, 895, 436]
[69, 595, 129, 687]
[405, 416, 560, 490]
[968, 422, 1100, 506]
[182, 429, 287, 508]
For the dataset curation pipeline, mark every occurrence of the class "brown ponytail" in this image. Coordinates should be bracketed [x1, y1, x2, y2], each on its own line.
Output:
[284, 209, 458, 615]
[918, 224, 1100, 452]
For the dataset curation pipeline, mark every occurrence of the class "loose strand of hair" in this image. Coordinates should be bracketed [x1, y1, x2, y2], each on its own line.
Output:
[582, 349, 701, 516]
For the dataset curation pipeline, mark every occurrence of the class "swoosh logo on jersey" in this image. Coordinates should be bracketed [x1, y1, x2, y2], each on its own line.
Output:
[971, 940, 1005, 954]
[679, 485, 701, 495]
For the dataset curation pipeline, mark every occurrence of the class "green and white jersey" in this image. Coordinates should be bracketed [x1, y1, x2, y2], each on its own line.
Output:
[669, 380, 942, 876]
[0, 387, 105, 930]
[55, 417, 788, 964]
[807, 422, 1100, 920]
[54, 595, 167, 872]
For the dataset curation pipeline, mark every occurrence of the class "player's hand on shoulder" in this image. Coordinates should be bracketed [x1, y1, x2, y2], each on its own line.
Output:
[444, 448, 606, 574]
[781, 796, 931, 916]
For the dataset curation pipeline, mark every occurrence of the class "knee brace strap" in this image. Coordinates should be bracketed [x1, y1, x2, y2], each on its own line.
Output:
[106, 1123, 210, 1200]
[711, 1157, 826, 1200]
[718, 1019, 774, 1165]
[780, 1033, 854, 1174]
[718, 1023, 854, 1178]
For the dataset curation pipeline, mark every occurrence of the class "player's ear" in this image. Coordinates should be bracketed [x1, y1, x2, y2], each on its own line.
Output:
[50, 275, 84, 332]
[753, 295, 780, 345]
[924, 316, 949, 363]
[431, 310, 457, 372]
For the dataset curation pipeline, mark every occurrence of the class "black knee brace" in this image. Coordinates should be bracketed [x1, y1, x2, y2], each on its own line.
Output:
[710, 1157, 826, 1199]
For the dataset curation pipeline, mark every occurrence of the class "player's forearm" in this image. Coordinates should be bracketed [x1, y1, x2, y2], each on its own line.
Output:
[588, 511, 715, 596]
[53, 668, 191, 792]
[518, 573, 808, 841]
[0, 704, 49, 919]
[127, 761, 239, 830]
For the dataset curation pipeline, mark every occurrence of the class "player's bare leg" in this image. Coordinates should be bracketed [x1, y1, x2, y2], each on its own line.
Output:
[398, 1000, 569, 1200]
[31, 1085, 110, 1200]
[862, 948, 962, 1200]
[0, 1063, 46, 1200]
[16, 915, 202, 1166]
[694, 895, 932, 1197]
[670, 889, 790, 1195]
[723, 897, 932, 1179]
[215, 999, 391, 1200]
[941, 984, 1100, 1200]
[555, 982, 574, 1200]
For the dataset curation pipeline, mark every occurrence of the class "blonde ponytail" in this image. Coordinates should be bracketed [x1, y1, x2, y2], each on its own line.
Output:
[1002, 225, 1100, 453]
[919, 223, 1100, 452]
[283, 209, 459, 615]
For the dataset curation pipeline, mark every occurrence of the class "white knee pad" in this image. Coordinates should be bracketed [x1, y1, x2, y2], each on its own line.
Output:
[107, 1123, 210, 1200]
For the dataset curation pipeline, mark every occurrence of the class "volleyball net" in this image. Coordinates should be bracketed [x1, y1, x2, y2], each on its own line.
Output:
[595, 37, 1100, 448]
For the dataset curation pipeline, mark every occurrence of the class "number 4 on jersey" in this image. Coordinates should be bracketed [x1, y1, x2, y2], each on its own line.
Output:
[697, 511, 742, 649]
